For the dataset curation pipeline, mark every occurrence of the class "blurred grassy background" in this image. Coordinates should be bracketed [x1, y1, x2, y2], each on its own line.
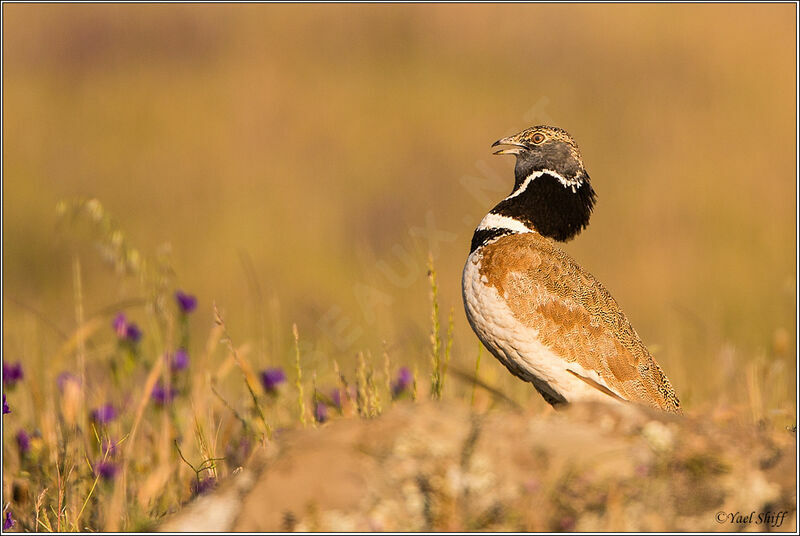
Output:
[3, 4, 796, 414]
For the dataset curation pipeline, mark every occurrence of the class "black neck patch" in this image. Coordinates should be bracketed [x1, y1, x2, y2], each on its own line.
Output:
[470, 227, 514, 254]
[492, 172, 596, 242]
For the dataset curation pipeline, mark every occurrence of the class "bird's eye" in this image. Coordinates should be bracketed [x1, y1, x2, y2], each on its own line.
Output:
[531, 133, 546, 144]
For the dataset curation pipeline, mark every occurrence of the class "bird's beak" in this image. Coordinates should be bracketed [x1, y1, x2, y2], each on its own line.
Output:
[491, 135, 527, 156]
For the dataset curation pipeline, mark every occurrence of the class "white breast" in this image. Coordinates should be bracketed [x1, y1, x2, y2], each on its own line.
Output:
[461, 248, 623, 405]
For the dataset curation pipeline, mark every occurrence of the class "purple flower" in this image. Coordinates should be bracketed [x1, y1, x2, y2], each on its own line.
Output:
[57, 372, 81, 392]
[329, 388, 342, 410]
[175, 290, 197, 314]
[3, 393, 9, 415]
[191, 476, 217, 496]
[313, 401, 328, 423]
[391, 367, 413, 398]
[225, 436, 252, 468]
[151, 383, 177, 406]
[169, 349, 190, 372]
[259, 368, 286, 394]
[112, 313, 128, 337]
[91, 404, 117, 425]
[3, 361, 24, 388]
[125, 323, 142, 343]
[112, 313, 142, 343]
[3, 510, 15, 530]
[95, 460, 118, 481]
[15, 430, 30, 455]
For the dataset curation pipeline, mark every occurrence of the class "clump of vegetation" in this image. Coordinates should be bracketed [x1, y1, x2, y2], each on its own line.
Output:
[1, 198, 456, 532]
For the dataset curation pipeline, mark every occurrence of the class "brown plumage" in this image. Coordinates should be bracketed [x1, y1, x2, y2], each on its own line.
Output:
[478, 232, 682, 414]
[465, 125, 682, 413]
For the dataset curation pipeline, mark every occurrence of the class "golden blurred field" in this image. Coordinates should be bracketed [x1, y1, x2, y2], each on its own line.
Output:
[1, 4, 797, 529]
[5, 3, 795, 407]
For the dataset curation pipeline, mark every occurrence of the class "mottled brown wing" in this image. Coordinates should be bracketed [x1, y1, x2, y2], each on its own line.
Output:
[479, 233, 681, 414]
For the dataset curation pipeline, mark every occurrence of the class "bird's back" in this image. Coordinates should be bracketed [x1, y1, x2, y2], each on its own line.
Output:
[468, 232, 681, 414]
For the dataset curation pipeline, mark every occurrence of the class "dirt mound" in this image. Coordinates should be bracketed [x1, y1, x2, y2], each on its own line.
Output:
[159, 401, 796, 532]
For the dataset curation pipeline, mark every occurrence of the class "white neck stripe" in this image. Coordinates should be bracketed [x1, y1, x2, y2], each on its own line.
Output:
[505, 169, 581, 200]
[476, 213, 532, 234]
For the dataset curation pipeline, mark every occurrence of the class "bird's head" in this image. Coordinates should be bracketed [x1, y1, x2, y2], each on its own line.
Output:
[492, 125, 588, 191]
[489, 125, 596, 242]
